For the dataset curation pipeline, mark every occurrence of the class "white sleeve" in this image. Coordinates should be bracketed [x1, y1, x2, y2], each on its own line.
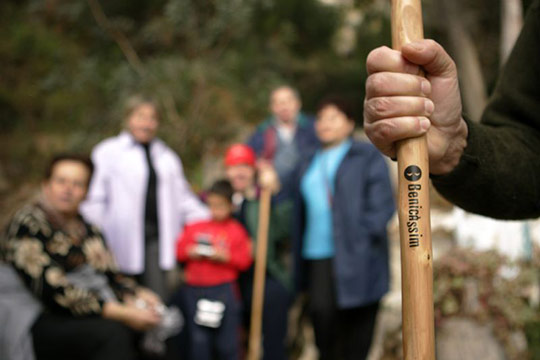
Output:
[173, 155, 210, 225]
[80, 145, 110, 228]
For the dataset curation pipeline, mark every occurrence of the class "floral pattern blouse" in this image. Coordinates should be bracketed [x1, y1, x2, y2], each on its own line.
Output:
[1, 203, 137, 316]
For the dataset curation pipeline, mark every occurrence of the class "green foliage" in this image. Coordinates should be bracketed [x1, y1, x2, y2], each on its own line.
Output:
[433, 248, 540, 359]
[0, 0, 385, 188]
[0, 0, 511, 190]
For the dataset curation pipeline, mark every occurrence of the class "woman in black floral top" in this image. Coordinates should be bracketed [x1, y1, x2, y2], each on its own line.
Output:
[1, 154, 163, 360]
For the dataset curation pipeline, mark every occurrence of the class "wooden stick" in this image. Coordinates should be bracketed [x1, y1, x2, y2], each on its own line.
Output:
[247, 187, 272, 360]
[391, 1, 435, 359]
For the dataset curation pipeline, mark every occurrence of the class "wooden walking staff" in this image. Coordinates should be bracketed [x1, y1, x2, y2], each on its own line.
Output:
[247, 187, 272, 360]
[391, 0, 435, 359]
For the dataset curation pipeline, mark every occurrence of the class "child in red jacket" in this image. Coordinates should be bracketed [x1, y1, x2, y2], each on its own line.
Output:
[176, 179, 252, 360]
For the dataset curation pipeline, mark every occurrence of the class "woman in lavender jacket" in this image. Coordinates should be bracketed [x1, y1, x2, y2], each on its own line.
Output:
[81, 95, 209, 299]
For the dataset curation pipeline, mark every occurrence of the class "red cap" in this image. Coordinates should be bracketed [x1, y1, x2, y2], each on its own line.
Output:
[224, 144, 256, 167]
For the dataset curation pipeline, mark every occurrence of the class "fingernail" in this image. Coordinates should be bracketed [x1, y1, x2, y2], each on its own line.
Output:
[421, 80, 431, 96]
[420, 118, 431, 131]
[424, 99, 434, 115]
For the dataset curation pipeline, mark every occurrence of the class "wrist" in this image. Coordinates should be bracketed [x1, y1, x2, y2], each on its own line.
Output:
[212, 252, 229, 263]
[219, 254, 230, 263]
[431, 117, 468, 175]
[102, 302, 130, 323]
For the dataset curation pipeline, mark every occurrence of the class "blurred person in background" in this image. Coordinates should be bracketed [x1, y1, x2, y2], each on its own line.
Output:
[293, 97, 395, 360]
[81, 95, 209, 300]
[175, 179, 252, 360]
[224, 144, 293, 360]
[0, 154, 163, 360]
[247, 85, 319, 199]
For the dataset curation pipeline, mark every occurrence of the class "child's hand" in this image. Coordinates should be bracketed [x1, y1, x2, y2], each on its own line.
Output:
[187, 245, 203, 260]
[135, 287, 163, 309]
[103, 302, 161, 331]
[210, 246, 230, 263]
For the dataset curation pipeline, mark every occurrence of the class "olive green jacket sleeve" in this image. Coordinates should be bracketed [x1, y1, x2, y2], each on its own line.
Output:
[243, 199, 293, 291]
[432, 0, 540, 220]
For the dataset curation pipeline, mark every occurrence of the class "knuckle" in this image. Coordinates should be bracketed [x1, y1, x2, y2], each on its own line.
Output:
[365, 77, 374, 97]
[366, 49, 382, 73]
[364, 100, 374, 118]
[366, 46, 392, 73]
[371, 120, 396, 144]
[365, 122, 397, 159]
[362, 100, 372, 123]
[372, 97, 391, 116]
[366, 74, 385, 97]
[424, 39, 439, 49]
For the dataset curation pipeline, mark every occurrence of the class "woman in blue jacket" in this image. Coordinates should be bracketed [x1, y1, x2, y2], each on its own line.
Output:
[293, 96, 395, 360]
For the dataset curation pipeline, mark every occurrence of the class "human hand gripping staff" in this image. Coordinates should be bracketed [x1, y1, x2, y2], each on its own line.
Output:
[391, 0, 435, 358]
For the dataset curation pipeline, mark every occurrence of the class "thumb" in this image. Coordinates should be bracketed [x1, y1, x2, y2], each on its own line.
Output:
[401, 40, 457, 78]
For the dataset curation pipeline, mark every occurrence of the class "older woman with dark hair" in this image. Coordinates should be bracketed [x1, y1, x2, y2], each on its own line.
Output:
[0, 154, 164, 360]
[293, 97, 395, 360]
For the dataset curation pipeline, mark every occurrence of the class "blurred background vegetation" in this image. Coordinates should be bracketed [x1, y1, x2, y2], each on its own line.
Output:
[0, 0, 536, 194]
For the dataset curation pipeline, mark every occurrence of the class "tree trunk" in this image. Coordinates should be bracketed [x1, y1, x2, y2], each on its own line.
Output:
[501, 0, 524, 66]
[439, 1, 487, 123]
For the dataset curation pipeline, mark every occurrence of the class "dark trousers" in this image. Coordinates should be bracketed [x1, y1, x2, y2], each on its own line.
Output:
[179, 282, 241, 360]
[31, 312, 137, 360]
[240, 274, 292, 360]
[307, 259, 379, 360]
[136, 239, 169, 301]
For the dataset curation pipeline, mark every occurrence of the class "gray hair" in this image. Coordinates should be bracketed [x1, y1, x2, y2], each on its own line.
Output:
[122, 94, 160, 122]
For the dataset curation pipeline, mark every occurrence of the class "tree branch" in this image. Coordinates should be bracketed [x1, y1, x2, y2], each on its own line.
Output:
[86, 0, 185, 140]
[87, 0, 145, 76]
